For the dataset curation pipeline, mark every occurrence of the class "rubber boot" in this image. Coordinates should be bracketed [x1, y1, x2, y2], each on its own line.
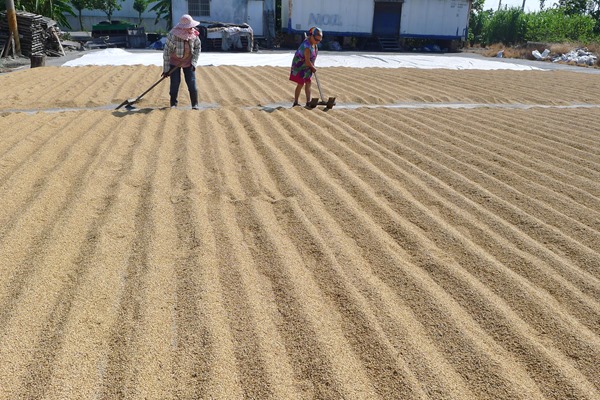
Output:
[190, 90, 199, 110]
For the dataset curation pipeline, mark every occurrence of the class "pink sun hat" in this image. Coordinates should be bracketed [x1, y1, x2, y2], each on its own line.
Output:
[175, 14, 200, 29]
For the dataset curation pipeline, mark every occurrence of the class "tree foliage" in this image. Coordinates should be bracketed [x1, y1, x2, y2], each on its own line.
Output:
[555, 0, 600, 32]
[554, 0, 598, 15]
[471, 0, 485, 13]
[71, 0, 93, 30]
[15, 0, 75, 28]
[484, 7, 527, 45]
[133, 0, 149, 25]
[149, 0, 172, 30]
[525, 7, 596, 41]
[91, 0, 123, 22]
[468, 0, 487, 44]
[469, 2, 599, 45]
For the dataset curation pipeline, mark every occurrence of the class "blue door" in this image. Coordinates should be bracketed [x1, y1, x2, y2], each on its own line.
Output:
[373, 2, 402, 36]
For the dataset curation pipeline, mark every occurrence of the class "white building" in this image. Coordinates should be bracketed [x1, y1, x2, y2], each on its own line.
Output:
[65, 0, 470, 48]
[172, 0, 275, 37]
[282, 0, 471, 41]
[65, 0, 169, 32]
[65, 0, 275, 37]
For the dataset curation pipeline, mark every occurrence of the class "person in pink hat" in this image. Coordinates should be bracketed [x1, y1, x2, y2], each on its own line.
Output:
[162, 14, 202, 109]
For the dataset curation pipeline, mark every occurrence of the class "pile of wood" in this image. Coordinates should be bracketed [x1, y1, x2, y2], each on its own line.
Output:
[0, 11, 63, 57]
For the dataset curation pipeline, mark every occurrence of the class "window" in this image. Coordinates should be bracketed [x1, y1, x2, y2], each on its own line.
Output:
[188, 0, 210, 17]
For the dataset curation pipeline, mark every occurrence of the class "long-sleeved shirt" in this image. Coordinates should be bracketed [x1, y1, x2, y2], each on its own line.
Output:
[163, 32, 201, 73]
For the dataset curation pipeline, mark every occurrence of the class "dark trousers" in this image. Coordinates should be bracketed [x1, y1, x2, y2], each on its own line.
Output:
[169, 65, 198, 107]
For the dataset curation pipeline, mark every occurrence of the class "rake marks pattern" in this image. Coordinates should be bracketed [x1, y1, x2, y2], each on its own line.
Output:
[0, 104, 599, 399]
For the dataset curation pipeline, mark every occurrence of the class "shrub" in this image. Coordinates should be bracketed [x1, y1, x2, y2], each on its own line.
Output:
[470, 7, 599, 46]
[525, 8, 596, 43]
[15, 0, 75, 28]
[482, 8, 527, 46]
[469, 9, 493, 46]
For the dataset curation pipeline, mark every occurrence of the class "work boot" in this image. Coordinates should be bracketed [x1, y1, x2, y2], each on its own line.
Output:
[190, 91, 199, 110]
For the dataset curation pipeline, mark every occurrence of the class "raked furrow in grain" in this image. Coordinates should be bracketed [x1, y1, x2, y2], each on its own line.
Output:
[413, 109, 600, 231]
[62, 65, 174, 109]
[0, 111, 147, 398]
[0, 112, 53, 156]
[393, 109, 600, 251]
[200, 67, 246, 107]
[0, 111, 116, 325]
[294, 108, 596, 394]
[232, 111, 430, 398]
[241, 109, 487, 399]
[203, 109, 274, 398]
[223, 66, 290, 107]
[471, 110, 600, 176]
[0, 103, 599, 399]
[290, 109, 599, 395]
[0, 66, 104, 109]
[314, 111, 600, 282]
[172, 110, 240, 398]
[328, 108, 600, 290]
[240, 109, 466, 398]
[30, 112, 154, 399]
[95, 110, 176, 399]
[242, 109, 551, 398]
[338, 108, 597, 291]
[4, 66, 600, 111]
[323, 68, 414, 105]
[438, 109, 600, 206]
[196, 67, 221, 108]
[354, 108, 600, 277]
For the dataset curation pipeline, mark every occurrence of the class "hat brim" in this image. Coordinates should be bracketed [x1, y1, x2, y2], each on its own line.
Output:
[176, 19, 200, 29]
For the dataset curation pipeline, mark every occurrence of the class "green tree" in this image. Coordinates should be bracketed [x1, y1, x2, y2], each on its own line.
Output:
[149, 0, 172, 29]
[91, 0, 123, 22]
[468, 0, 491, 45]
[471, 0, 485, 13]
[482, 7, 527, 45]
[555, 0, 600, 33]
[525, 7, 595, 41]
[555, 0, 589, 14]
[15, 0, 75, 27]
[133, 0, 148, 25]
[71, 0, 93, 30]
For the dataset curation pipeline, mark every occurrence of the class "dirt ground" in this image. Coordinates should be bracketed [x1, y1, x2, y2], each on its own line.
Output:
[0, 64, 599, 399]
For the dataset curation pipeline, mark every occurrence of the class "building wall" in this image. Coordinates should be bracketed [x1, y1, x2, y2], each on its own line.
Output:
[401, 0, 470, 39]
[173, 0, 247, 24]
[281, 0, 471, 39]
[64, 0, 168, 31]
[282, 0, 374, 35]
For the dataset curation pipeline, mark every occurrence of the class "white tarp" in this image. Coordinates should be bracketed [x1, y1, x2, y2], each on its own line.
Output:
[63, 48, 542, 71]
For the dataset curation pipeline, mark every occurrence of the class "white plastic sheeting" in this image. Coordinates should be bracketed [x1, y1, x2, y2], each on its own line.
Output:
[63, 48, 542, 70]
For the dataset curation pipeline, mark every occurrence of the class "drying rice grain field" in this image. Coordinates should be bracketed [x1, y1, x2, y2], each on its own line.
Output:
[1, 64, 599, 399]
